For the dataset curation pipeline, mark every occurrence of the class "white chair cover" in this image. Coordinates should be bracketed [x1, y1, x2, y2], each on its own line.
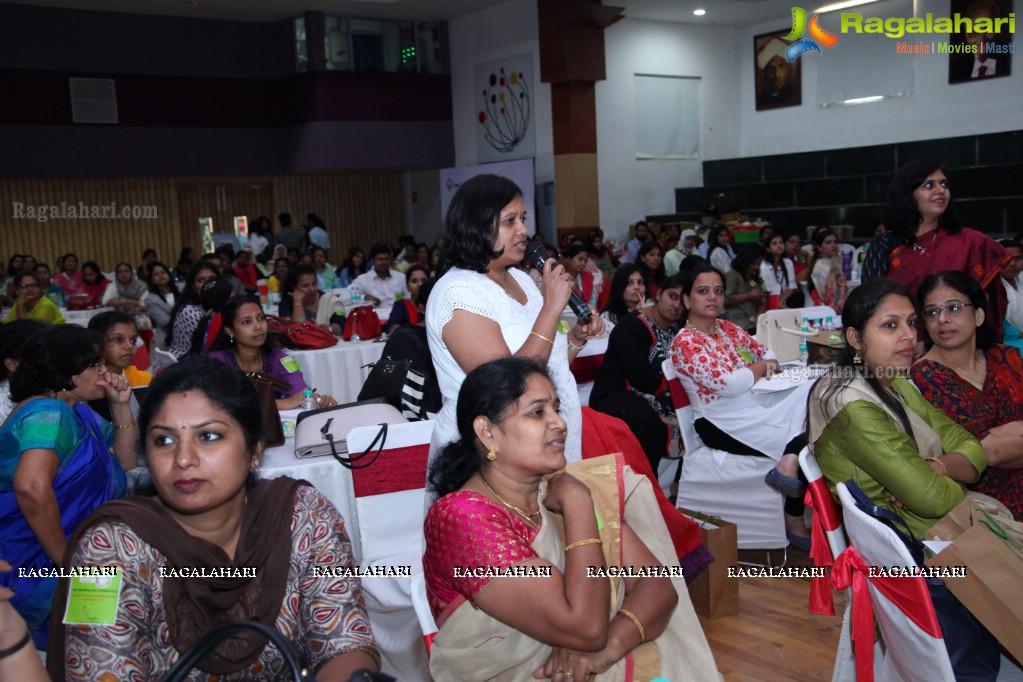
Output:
[835, 482, 955, 682]
[346, 420, 435, 682]
[798, 449, 854, 682]
[662, 359, 786, 550]
[755, 306, 837, 362]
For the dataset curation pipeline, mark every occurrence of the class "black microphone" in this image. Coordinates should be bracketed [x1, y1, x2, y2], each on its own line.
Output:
[525, 242, 592, 323]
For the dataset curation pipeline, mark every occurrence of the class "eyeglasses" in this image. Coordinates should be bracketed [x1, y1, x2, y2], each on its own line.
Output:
[922, 302, 973, 320]
[17, 282, 39, 289]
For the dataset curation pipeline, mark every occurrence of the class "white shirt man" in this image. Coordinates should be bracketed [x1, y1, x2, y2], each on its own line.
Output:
[352, 248, 409, 305]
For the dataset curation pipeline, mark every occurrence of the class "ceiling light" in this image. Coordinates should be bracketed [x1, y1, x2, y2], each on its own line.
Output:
[693, 9, 706, 16]
[815, 0, 880, 13]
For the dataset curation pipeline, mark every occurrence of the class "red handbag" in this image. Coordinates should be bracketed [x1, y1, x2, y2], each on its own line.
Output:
[264, 314, 338, 350]
[344, 305, 382, 341]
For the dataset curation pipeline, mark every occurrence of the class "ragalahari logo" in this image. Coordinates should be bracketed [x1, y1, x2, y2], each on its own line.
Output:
[784, 7, 840, 61]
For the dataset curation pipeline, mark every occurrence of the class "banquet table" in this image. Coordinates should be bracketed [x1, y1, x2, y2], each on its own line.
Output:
[60, 305, 112, 326]
[288, 339, 386, 404]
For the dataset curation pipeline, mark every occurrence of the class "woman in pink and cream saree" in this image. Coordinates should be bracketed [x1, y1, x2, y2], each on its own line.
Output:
[423, 357, 720, 681]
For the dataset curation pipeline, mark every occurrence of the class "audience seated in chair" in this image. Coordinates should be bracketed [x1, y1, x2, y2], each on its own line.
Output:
[671, 262, 812, 548]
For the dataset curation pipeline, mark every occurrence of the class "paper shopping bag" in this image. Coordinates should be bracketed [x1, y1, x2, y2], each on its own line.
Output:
[680, 508, 739, 619]
[925, 497, 1023, 662]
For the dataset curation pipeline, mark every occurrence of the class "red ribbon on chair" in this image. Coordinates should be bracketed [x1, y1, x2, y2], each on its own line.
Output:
[831, 546, 944, 682]
[804, 479, 842, 615]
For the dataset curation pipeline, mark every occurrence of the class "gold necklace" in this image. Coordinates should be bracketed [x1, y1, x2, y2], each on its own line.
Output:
[937, 349, 985, 387]
[686, 319, 721, 335]
[480, 474, 540, 528]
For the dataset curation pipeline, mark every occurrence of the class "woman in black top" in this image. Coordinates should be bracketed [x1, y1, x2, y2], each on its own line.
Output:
[590, 274, 685, 470]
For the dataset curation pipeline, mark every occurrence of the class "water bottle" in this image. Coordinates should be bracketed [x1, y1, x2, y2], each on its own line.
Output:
[301, 389, 316, 411]
[799, 319, 810, 365]
[824, 315, 835, 331]
[351, 286, 362, 306]
[352, 333, 361, 343]
[842, 250, 853, 279]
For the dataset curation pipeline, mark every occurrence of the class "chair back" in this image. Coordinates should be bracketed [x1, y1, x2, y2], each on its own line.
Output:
[661, 358, 702, 455]
[347, 420, 433, 566]
[347, 420, 434, 681]
[835, 482, 954, 682]
[798, 448, 847, 561]
[410, 572, 438, 657]
[150, 346, 178, 373]
[755, 306, 837, 362]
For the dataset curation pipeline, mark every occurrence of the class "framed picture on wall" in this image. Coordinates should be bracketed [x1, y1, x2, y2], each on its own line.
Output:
[754, 30, 801, 111]
[949, 0, 1013, 83]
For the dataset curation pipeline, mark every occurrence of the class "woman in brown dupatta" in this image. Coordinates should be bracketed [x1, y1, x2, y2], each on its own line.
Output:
[49, 356, 379, 681]
[423, 358, 720, 681]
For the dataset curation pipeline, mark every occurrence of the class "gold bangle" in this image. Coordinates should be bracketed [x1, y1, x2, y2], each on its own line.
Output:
[927, 456, 948, 477]
[564, 538, 602, 552]
[618, 608, 645, 644]
[529, 330, 554, 346]
[114, 422, 136, 430]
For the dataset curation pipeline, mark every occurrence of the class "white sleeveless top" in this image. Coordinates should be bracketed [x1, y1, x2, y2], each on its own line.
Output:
[426, 267, 582, 475]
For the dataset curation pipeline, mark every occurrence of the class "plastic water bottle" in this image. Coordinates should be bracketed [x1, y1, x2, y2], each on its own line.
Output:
[351, 286, 362, 306]
[812, 318, 823, 332]
[351, 333, 361, 343]
[824, 315, 835, 331]
[301, 389, 316, 411]
[799, 318, 810, 365]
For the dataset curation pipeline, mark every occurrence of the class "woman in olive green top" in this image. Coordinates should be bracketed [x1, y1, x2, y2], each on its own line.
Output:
[807, 278, 987, 540]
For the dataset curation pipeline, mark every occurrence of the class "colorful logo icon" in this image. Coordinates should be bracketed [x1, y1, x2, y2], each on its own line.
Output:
[784, 7, 839, 61]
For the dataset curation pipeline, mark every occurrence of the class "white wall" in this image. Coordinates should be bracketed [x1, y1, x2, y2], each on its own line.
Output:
[448, 0, 553, 184]
[448, 0, 1022, 246]
[596, 18, 740, 243]
[734, 0, 1021, 158]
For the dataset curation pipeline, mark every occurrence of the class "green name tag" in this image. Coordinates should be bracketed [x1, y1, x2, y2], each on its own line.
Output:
[63, 571, 123, 625]
[738, 349, 754, 363]
[557, 321, 569, 335]
[280, 356, 301, 373]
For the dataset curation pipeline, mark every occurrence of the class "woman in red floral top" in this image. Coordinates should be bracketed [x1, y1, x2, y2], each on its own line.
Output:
[671, 263, 815, 546]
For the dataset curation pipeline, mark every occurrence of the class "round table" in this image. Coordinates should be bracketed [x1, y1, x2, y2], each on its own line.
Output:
[288, 340, 387, 405]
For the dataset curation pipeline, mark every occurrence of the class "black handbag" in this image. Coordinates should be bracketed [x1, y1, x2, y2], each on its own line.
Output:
[357, 356, 427, 421]
[157, 620, 396, 682]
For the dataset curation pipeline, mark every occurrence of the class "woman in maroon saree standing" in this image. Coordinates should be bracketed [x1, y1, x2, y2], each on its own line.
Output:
[863, 158, 1010, 335]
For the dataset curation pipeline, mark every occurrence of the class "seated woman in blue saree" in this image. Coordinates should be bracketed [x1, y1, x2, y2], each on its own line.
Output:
[0, 325, 136, 651]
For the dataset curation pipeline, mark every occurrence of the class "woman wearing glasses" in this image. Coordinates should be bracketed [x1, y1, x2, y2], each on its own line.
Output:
[911, 271, 1023, 521]
[3, 272, 64, 324]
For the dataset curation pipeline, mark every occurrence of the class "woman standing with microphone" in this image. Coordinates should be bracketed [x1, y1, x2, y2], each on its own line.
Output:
[426, 174, 604, 473]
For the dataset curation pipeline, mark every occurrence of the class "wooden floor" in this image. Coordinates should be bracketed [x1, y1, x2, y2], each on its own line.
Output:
[698, 548, 847, 682]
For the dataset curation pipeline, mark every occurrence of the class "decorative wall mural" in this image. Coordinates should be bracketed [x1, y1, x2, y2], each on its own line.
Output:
[475, 54, 536, 163]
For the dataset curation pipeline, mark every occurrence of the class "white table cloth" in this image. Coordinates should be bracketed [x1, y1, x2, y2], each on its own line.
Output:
[60, 306, 113, 326]
[287, 340, 386, 404]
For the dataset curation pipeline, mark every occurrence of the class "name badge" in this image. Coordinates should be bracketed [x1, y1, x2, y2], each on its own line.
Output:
[63, 571, 123, 625]
[280, 356, 301, 373]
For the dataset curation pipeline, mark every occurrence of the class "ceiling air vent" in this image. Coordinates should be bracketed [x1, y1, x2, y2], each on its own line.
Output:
[69, 77, 118, 124]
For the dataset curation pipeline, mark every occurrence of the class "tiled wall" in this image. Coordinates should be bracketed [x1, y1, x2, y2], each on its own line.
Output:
[662, 130, 1023, 240]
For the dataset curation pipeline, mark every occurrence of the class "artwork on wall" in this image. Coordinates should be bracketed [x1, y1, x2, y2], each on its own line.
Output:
[754, 30, 802, 111]
[474, 53, 535, 163]
[949, 0, 1013, 83]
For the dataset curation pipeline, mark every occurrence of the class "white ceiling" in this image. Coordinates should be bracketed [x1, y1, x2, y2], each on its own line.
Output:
[5, 0, 797, 27]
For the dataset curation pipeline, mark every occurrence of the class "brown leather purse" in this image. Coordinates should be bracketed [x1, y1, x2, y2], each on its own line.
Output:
[241, 371, 290, 447]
